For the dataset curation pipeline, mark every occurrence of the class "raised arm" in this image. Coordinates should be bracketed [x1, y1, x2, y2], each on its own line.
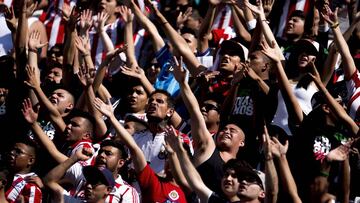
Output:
[119, 6, 138, 68]
[43, 148, 92, 203]
[263, 126, 278, 203]
[172, 56, 215, 167]
[322, 6, 357, 80]
[197, 0, 219, 53]
[147, 0, 205, 76]
[94, 12, 114, 52]
[228, 0, 251, 43]
[261, 42, 304, 126]
[129, 0, 165, 52]
[271, 137, 302, 203]
[308, 61, 359, 137]
[93, 98, 147, 173]
[165, 126, 213, 202]
[24, 65, 67, 132]
[21, 98, 68, 163]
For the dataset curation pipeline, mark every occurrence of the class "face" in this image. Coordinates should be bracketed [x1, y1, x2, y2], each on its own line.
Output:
[200, 100, 220, 127]
[95, 146, 123, 173]
[219, 53, 242, 74]
[285, 16, 305, 37]
[7, 143, 35, 173]
[238, 177, 264, 201]
[146, 93, 173, 122]
[248, 51, 268, 75]
[186, 16, 201, 31]
[297, 52, 316, 71]
[221, 169, 240, 198]
[98, 0, 118, 17]
[63, 117, 91, 143]
[0, 88, 9, 104]
[49, 89, 74, 114]
[124, 121, 147, 135]
[85, 182, 110, 202]
[216, 124, 245, 149]
[147, 64, 161, 84]
[45, 67, 63, 84]
[49, 49, 63, 64]
[126, 85, 148, 113]
[182, 33, 198, 54]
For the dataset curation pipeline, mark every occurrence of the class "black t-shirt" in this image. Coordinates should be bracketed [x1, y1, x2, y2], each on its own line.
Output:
[196, 148, 225, 197]
[208, 193, 241, 203]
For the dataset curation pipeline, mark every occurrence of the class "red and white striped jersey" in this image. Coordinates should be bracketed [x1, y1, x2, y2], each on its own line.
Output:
[6, 172, 42, 203]
[106, 175, 140, 203]
[346, 70, 360, 124]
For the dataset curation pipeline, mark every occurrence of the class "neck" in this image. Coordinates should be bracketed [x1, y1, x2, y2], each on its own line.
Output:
[219, 150, 237, 162]
[148, 120, 167, 134]
[17, 168, 32, 175]
[228, 195, 241, 202]
[106, 15, 117, 25]
[207, 123, 219, 134]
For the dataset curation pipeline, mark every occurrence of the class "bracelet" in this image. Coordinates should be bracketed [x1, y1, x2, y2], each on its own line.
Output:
[319, 171, 329, 177]
[330, 22, 339, 29]
[262, 19, 270, 24]
[162, 21, 169, 25]
[28, 49, 37, 53]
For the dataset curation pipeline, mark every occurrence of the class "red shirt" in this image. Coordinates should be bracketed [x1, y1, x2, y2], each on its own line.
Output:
[137, 165, 187, 203]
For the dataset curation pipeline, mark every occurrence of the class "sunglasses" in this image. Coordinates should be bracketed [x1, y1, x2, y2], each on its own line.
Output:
[202, 103, 219, 112]
[238, 175, 263, 188]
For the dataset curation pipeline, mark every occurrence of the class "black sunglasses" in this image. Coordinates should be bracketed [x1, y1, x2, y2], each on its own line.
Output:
[202, 103, 219, 112]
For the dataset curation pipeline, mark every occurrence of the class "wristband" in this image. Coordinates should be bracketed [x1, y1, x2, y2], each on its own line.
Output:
[330, 22, 339, 29]
[319, 171, 329, 177]
[28, 49, 37, 53]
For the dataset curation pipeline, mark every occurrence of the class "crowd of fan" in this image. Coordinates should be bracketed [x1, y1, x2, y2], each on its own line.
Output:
[1, 0, 360, 202]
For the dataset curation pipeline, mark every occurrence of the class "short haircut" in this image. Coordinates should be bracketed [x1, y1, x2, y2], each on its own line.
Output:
[149, 89, 175, 109]
[68, 109, 95, 138]
[13, 137, 38, 158]
[100, 139, 128, 160]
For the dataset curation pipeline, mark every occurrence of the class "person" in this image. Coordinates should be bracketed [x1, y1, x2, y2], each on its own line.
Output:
[164, 125, 269, 203]
[5, 140, 42, 203]
[93, 97, 188, 203]
[63, 140, 140, 202]
[44, 147, 115, 203]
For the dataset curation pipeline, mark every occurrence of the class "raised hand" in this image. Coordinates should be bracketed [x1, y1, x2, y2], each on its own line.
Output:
[74, 146, 93, 161]
[93, 97, 114, 118]
[320, 5, 338, 26]
[79, 9, 93, 34]
[21, 98, 39, 124]
[262, 125, 273, 160]
[94, 12, 109, 33]
[164, 125, 183, 152]
[67, 6, 80, 31]
[172, 56, 189, 84]
[3, 5, 17, 32]
[60, 3, 71, 21]
[244, 65, 260, 81]
[75, 35, 91, 55]
[25, 0, 38, 18]
[245, 0, 266, 19]
[326, 143, 350, 162]
[120, 65, 145, 79]
[260, 40, 281, 62]
[103, 45, 127, 64]
[28, 30, 48, 51]
[177, 7, 192, 29]
[307, 59, 322, 84]
[270, 137, 289, 158]
[24, 65, 41, 89]
[77, 64, 96, 87]
[119, 5, 133, 24]
[262, 0, 274, 17]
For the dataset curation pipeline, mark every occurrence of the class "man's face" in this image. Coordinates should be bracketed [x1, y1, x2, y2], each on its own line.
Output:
[95, 146, 123, 173]
[49, 89, 73, 115]
[285, 16, 305, 37]
[45, 67, 63, 84]
[216, 124, 245, 149]
[126, 85, 148, 113]
[248, 51, 267, 75]
[85, 182, 110, 202]
[97, 0, 118, 17]
[238, 176, 264, 200]
[200, 100, 220, 127]
[182, 33, 198, 54]
[219, 53, 242, 74]
[64, 117, 90, 143]
[221, 169, 240, 198]
[146, 93, 172, 122]
[297, 52, 316, 71]
[8, 143, 35, 172]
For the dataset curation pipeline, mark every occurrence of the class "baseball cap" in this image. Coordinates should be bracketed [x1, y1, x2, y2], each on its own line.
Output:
[237, 167, 265, 190]
[219, 40, 245, 62]
[295, 39, 320, 57]
[83, 166, 115, 188]
[311, 88, 344, 110]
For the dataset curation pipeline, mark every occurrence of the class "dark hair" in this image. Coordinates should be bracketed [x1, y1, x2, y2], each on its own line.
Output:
[149, 89, 175, 109]
[180, 27, 198, 38]
[68, 109, 96, 129]
[100, 140, 128, 160]
[289, 10, 305, 20]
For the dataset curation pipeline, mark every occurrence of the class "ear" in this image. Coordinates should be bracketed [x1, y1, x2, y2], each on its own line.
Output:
[166, 108, 174, 118]
[321, 104, 330, 113]
[65, 103, 74, 113]
[114, 5, 121, 14]
[28, 157, 35, 166]
[117, 159, 125, 170]
[239, 140, 245, 147]
[83, 132, 92, 140]
[258, 190, 266, 199]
